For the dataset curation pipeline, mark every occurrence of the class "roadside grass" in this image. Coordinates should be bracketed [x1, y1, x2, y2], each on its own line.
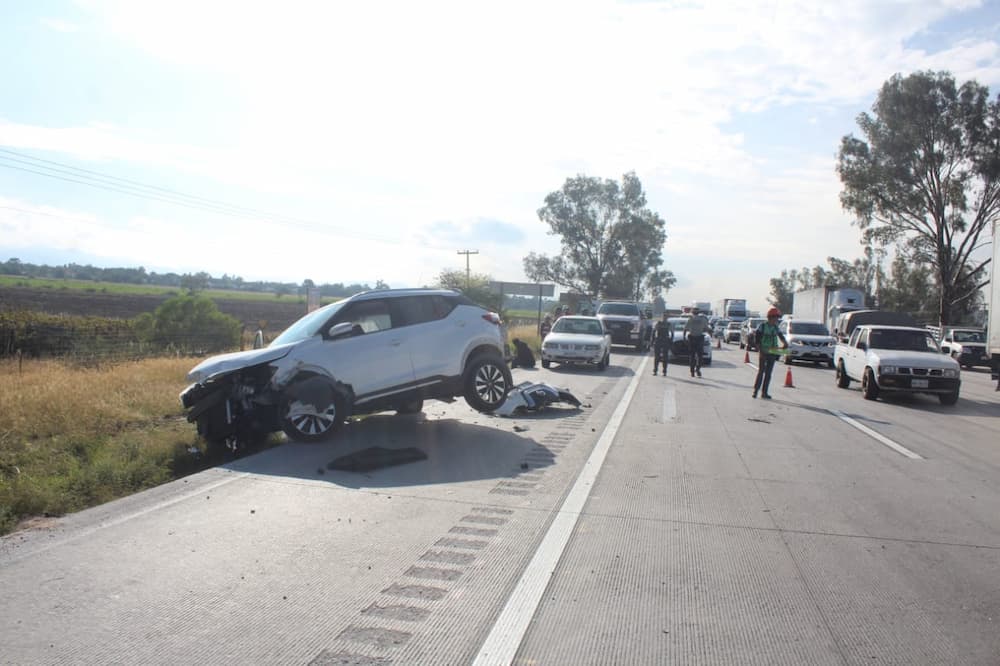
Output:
[0, 357, 270, 536]
[507, 324, 542, 354]
[0, 275, 336, 304]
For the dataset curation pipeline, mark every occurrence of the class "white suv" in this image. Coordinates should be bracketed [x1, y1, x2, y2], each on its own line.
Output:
[778, 318, 836, 367]
[180, 289, 512, 451]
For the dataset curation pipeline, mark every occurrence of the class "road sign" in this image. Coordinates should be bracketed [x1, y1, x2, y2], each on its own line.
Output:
[488, 281, 555, 297]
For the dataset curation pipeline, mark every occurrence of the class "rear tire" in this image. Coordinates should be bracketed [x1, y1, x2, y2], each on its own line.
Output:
[836, 361, 851, 388]
[599, 351, 610, 371]
[463, 354, 513, 413]
[862, 368, 879, 401]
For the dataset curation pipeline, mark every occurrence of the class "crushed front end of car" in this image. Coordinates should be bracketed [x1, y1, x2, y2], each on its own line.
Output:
[180, 345, 295, 452]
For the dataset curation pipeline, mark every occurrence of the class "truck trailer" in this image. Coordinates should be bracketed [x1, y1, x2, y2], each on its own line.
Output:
[715, 298, 747, 322]
[791, 287, 865, 330]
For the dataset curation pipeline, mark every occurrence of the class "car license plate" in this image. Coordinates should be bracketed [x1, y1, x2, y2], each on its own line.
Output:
[912, 379, 929, 388]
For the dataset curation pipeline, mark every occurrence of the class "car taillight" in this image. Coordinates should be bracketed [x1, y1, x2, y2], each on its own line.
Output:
[482, 312, 502, 325]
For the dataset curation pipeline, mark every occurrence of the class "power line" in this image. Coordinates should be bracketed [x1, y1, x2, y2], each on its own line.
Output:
[0, 147, 457, 251]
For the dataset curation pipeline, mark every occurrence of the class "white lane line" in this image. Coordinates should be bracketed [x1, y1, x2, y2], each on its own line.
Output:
[472, 354, 650, 666]
[827, 409, 924, 460]
[662, 383, 677, 422]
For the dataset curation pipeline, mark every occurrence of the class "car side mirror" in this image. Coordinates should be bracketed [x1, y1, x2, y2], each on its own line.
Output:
[328, 322, 355, 339]
[941, 346, 950, 354]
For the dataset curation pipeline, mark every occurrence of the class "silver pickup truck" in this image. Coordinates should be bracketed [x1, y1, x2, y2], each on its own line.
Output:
[833, 324, 961, 405]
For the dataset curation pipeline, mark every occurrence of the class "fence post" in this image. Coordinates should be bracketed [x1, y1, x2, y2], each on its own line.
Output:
[17, 348, 22, 375]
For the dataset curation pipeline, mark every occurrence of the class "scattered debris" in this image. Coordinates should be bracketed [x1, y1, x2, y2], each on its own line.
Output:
[316, 467, 325, 475]
[520, 463, 530, 470]
[747, 417, 772, 424]
[513, 425, 529, 433]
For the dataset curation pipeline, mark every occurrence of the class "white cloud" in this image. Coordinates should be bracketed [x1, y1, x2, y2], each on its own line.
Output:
[3, 0, 998, 302]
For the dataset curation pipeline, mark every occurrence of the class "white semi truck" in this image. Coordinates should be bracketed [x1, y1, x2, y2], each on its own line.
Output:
[792, 287, 865, 330]
[714, 298, 747, 322]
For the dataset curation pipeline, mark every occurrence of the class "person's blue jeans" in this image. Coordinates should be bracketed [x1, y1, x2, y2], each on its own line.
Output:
[754, 352, 777, 395]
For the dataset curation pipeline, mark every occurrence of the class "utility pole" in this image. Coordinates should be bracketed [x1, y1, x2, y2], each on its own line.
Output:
[457, 249, 479, 289]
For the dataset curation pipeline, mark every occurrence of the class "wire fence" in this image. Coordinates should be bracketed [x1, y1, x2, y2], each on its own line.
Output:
[0, 311, 275, 367]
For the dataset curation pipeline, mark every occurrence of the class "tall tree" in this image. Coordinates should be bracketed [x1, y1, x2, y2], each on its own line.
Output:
[435, 269, 502, 314]
[837, 70, 1000, 325]
[524, 172, 668, 299]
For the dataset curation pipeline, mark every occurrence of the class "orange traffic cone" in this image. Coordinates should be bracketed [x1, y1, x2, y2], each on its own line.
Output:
[744, 349, 750, 363]
[784, 367, 795, 388]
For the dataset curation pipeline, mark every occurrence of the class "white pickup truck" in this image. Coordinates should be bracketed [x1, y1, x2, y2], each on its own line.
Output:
[833, 324, 961, 405]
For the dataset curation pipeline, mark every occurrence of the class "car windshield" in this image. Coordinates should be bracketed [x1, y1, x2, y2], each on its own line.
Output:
[790, 322, 830, 336]
[668, 317, 689, 326]
[952, 330, 985, 343]
[598, 303, 638, 316]
[552, 318, 605, 335]
[727, 322, 741, 329]
[270, 301, 346, 346]
[868, 329, 940, 352]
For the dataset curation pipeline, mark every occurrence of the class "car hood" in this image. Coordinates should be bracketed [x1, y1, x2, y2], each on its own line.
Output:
[544, 332, 606, 346]
[186, 343, 297, 383]
[869, 349, 959, 369]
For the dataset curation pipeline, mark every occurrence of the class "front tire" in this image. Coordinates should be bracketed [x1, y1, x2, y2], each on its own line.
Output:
[281, 385, 345, 442]
[463, 354, 513, 413]
[541, 359, 551, 369]
[862, 368, 879, 401]
[938, 391, 959, 406]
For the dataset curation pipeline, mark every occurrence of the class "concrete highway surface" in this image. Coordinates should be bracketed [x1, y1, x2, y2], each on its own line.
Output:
[2, 343, 999, 665]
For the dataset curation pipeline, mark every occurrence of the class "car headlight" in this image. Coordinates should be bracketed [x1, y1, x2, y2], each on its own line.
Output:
[879, 365, 898, 375]
[942, 368, 959, 378]
[542, 341, 555, 350]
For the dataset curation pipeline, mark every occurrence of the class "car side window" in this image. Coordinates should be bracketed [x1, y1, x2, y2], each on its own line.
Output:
[393, 296, 438, 327]
[857, 329, 869, 348]
[337, 299, 393, 334]
[431, 295, 457, 319]
[848, 328, 861, 347]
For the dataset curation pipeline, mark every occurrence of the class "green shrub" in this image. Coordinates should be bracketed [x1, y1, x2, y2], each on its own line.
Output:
[143, 293, 241, 353]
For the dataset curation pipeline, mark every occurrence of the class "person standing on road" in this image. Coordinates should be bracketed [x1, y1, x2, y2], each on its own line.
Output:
[752, 307, 788, 399]
[652, 313, 673, 376]
[539, 314, 553, 340]
[683, 307, 711, 377]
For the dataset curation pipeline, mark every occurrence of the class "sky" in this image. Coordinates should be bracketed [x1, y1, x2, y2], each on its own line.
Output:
[1, 0, 999, 313]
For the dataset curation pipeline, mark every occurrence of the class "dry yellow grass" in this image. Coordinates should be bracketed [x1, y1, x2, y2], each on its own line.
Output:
[0, 357, 190, 439]
[0, 357, 210, 535]
[507, 324, 542, 353]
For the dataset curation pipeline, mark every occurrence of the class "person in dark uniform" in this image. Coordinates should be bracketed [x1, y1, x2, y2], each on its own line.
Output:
[652, 313, 673, 376]
[511, 338, 536, 368]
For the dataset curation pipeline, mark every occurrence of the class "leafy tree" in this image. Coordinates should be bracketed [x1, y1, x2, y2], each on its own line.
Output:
[435, 269, 502, 314]
[878, 255, 936, 320]
[523, 172, 668, 299]
[837, 70, 1000, 325]
[136, 294, 240, 353]
[180, 271, 210, 294]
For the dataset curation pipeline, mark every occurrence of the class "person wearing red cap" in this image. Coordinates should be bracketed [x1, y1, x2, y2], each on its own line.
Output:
[752, 307, 788, 399]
